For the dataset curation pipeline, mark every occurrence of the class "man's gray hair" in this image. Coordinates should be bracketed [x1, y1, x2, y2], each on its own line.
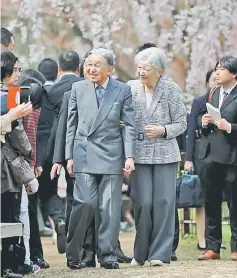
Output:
[88, 48, 115, 67]
[135, 47, 167, 71]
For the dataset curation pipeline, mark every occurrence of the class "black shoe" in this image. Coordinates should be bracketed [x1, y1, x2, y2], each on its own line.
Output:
[56, 221, 66, 254]
[117, 255, 133, 263]
[171, 251, 178, 261]
[101, 261, 119, 269]
[67, 260, 86, 270]
[40, 226, 54, 237]
[81, 261, 96, 268]
[2, 269, 23, 278]
[33, 258, 50, 269]
[197, 244, 206, 251]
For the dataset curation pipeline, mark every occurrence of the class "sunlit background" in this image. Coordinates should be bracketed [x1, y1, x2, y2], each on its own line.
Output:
[1, 0, 237, 105]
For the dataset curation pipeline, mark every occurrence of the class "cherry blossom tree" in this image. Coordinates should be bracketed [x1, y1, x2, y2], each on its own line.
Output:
[2, 0, 237, 104]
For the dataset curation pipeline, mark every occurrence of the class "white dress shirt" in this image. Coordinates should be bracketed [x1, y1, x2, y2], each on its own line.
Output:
[219, 83, 237, 133]
[94, 77, 110, 90]
[219, 83, 237, 109]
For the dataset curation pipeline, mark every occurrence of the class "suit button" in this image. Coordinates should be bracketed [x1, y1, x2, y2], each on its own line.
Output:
[83, 121, 85, 123]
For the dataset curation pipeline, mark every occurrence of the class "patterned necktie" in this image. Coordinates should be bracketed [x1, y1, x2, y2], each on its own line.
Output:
[222, 91, 228, 102]
[96, 86, 104, 108]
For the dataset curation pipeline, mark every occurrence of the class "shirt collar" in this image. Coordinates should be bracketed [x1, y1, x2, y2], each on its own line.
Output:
[59, 72, 78, 80]
[220, 83, 237, 95]
[45, 80, 55, 86]
[94, 77, 110, 90]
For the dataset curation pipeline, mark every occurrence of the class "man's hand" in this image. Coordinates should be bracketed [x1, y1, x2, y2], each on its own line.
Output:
[67, 159, 74, 177]
[35, 166, 43, 178]
[144, 125, 165, 138]
[184, 161, 194, 173]
[123, 158, 135, 175]
[202, 114, 214, 127]
[50, 163, 62, 180]
[215, 118, 231, 132]
[8, 102, 32, 121]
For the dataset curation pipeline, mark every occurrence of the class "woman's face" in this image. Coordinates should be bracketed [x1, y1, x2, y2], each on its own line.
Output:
[207, 71, 217, 88]
[136, 60, 160, 86]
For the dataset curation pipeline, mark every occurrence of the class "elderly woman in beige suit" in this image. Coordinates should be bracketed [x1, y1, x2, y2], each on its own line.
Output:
[128, 47, 187, 266]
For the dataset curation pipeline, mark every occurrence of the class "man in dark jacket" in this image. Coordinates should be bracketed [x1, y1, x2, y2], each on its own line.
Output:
[36, 51, 82, 254]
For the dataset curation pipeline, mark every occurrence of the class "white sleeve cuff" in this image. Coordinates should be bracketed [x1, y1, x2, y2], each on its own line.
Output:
[227, 123, 232, 133]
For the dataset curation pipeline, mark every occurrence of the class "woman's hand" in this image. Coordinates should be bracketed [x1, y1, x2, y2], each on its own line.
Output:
[144, 125, 165, 138]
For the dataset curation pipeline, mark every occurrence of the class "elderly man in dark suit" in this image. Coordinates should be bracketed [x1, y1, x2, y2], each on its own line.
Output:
[198, 56, 237, 261]
[65, 48, 136, 270]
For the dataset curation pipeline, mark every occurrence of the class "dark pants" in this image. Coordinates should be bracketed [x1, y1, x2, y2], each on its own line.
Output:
[199, 158, 237, 253]
[172, 208, 180, 252]
[66, 176, 126, 263]
[38, 162, 66, 227]
[28, 193, 44, 261]
[1, 191, 24, 275]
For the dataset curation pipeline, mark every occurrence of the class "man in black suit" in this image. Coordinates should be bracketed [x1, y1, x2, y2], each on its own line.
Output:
[198, 56, 237, 261]
[36, 51, 82, 254]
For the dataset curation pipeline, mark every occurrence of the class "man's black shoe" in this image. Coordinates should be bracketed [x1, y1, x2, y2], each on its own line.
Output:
[117, 255, 133, 263]
[101, 261, 119, 269]
[171, 251, 178, 261]
[56, 221, 66, 254]
[67, 260, 86, 270]
[81, 261, 96, 268]
[33, 258, 50, 269]
[2, 269, 23, 278]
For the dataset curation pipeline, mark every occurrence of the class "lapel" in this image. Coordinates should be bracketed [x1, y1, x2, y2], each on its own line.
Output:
[89, 78, 120, 135]
[220, 84, 237, 111]
[136, 78, 165, 123]
[83, 80, 98, 130]
[147, 77, 166, 121]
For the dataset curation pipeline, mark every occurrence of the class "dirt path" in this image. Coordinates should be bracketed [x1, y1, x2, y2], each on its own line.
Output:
[32, 233, 237, 278]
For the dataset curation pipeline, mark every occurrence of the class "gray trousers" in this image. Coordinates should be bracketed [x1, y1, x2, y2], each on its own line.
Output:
[66, 173, 123, 263]
[131, 163, 178, 263]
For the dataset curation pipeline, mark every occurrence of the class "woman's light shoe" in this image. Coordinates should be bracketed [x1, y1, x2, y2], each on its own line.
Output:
[150, 260, 164, 266]
[131, 258, 144, 266]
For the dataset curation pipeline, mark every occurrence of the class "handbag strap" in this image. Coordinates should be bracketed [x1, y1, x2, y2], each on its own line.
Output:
[208, 86, 221, 102]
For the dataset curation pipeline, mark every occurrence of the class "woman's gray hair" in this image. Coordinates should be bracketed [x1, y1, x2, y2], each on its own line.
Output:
[135, 47, 167, 71]
[88, 48, 115, 67]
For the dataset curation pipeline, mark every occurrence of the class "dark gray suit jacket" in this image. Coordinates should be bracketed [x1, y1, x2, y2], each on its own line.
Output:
[199, 85, 237, 165]
[66, 78, 136, 174]
[53, 90, 71, 164]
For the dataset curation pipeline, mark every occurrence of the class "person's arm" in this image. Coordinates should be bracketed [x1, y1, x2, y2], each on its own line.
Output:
[53, 92, 70, 163]
[1, 114, 12, 138]
[65, 84, 78, 160]
[23, 110, 41, 168]
[164, 85, 187, 139]
[186, 98, 200, 161]
[1, 103, 32, 140]
[121, 85, 136, 160]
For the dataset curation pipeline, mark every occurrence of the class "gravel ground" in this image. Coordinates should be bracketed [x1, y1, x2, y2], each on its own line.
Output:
[31, 261, 237, 278]
[33, 232, 237, 278]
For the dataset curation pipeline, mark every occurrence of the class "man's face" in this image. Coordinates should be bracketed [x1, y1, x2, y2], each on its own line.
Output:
[7, 36, 14, 52]
[215, 64, 237, 86]
[85, 55, 113, 84]
[8, 60, 22, 85]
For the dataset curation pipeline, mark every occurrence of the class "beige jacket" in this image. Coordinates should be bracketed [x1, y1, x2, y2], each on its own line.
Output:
[0, 114, 12, 142]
